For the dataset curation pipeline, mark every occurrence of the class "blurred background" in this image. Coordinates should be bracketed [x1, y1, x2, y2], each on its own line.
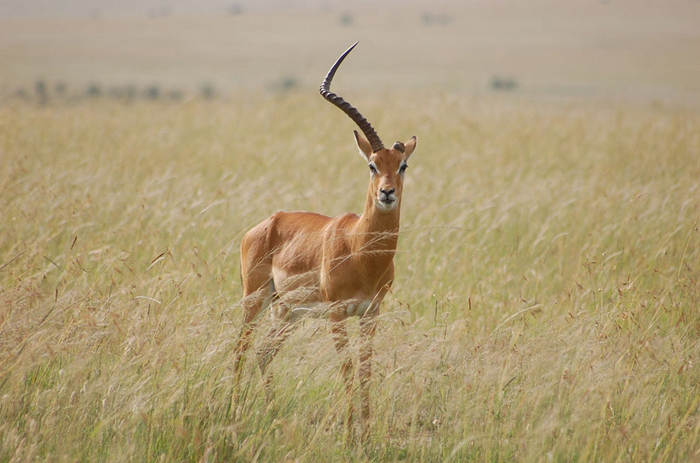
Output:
[1, 0, 699, 104]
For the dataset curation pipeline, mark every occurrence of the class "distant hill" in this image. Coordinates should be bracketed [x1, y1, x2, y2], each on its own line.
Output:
[1, 0, 699, 104]
[0, 0, 395, 19]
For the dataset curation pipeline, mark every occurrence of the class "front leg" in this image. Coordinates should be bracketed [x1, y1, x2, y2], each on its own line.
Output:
[357, 279, 391, 435]
[329, 310, 354, 429]
[359, 312, 377, 425]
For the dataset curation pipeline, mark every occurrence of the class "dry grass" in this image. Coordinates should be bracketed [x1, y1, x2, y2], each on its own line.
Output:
[1, 94, 699, 461]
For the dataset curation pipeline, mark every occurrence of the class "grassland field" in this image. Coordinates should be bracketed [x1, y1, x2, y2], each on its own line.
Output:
[2, 1, 700, 461]
[1, 91, 699, 461]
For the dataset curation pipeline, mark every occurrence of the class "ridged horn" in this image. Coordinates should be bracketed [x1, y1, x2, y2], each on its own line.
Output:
[320, 42, 384, 152]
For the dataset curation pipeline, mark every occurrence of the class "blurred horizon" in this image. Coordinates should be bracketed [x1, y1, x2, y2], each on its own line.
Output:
[1, 0, 699, 104]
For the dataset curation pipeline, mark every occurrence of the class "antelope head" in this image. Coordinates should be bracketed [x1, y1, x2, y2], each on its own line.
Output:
[320, 42, 417, 214]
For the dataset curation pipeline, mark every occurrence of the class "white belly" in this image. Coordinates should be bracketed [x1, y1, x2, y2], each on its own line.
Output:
[270, 267, 378, 320]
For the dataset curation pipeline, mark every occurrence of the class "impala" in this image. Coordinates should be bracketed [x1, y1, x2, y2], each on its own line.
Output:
[232, 42, 417, 430]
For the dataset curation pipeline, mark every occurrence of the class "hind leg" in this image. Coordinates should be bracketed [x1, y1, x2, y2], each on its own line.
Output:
[256, 318, 294, 395]
[255, 288, 319, 392]
[232, 262, 273, 402]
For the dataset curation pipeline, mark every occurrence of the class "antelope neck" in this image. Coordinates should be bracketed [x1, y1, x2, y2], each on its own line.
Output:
[350, 183, 400, 252]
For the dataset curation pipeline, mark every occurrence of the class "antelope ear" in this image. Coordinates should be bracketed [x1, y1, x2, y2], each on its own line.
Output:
[403, 136, 417, 160]
[354, 130, 372, 161]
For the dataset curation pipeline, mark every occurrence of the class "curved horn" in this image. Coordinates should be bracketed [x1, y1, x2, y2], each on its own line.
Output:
[320, 42, 384, 152]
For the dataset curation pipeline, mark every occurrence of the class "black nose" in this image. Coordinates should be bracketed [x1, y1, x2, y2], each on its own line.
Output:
[380, 188, 395, 196]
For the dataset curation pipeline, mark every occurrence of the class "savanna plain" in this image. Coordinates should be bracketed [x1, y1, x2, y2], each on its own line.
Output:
[2, 2, 700, 462]
[2, 92, 699, 462]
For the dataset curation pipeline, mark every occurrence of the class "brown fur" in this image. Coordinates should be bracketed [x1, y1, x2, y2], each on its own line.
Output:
[233, 131, 417, 432]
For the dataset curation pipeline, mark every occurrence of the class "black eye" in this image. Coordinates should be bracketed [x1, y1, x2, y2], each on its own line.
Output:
[369, 164, 378, 174]
[400, 164, 408, 173]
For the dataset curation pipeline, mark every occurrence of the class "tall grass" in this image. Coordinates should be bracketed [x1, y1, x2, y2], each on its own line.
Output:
[1, 94, 699, 461]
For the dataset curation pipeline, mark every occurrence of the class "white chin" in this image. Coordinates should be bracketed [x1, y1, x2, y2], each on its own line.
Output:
[375, 200, 398, 212]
